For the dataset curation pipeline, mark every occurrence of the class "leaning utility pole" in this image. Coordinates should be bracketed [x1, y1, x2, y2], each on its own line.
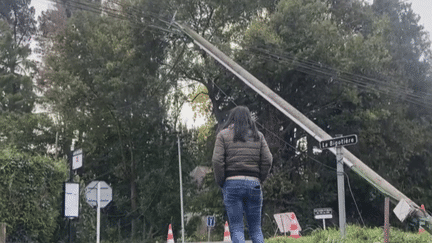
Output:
[174, 22, 432, 234]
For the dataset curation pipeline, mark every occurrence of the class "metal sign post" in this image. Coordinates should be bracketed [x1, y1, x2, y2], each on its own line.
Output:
[97, 182, 101, 243]
[384, 197, 390, 242]
[320, 134, 357, 238]
[314, 208, 333, 230]
[85, 181, 113, 243]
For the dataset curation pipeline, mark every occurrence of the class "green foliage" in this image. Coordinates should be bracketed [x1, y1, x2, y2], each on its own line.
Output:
[266, 224, 432, 242]
[0, 0, 37, 45]
[230, 0, 432, 231]
[0, 20, 36, 113]
[0, 147, 68, 242]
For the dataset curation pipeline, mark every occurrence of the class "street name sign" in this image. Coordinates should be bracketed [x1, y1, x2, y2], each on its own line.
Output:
[314, 208, 333, 219]
[319, 135, 357, 149]
[85, 181, 112, 208]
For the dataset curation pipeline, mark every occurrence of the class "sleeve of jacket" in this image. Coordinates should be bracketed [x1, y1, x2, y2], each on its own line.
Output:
[259, 133, 273, 183]
[212, 132, 226, 187]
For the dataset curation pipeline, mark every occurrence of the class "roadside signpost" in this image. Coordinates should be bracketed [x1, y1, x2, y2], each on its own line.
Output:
[206, 216, 215, 242]
[320, 134, 357, 238]
[314, 208, 332, 230]
[86, 181, 113, 243]
[67, 148, 84, 243]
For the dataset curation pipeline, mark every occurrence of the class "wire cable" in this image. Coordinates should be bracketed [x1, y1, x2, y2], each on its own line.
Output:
[41, 0, 432, 111]
[248, 47, 432, 110]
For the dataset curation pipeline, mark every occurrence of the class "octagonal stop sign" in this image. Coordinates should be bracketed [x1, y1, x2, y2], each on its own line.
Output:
[85, 181, 112, 208]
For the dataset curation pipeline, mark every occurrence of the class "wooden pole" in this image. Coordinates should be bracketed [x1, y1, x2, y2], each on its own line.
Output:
[0, 223, 6, 243]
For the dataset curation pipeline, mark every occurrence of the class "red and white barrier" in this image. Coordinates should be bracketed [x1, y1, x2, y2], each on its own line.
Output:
[223, 221, 231, 241]
[167, 224, 175, 243]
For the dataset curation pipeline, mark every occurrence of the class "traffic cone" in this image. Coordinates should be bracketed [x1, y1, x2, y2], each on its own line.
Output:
[167, 224, 175, 243]
[223, 221, 231, 242]
[419, 205, 426, 234]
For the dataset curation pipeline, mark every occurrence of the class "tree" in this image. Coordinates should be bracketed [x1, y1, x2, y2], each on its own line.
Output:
[37, 2, 204, 239]
[0, 0, 36, 46]
[0, 20, 35, 114]
[0, 5, 56, 156]
[236, 0, 432, 231]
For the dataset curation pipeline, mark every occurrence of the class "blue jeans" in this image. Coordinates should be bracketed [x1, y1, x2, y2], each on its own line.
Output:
[223, 179, 264, 243]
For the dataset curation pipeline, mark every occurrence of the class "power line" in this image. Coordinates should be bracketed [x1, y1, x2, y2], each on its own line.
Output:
[249, 47, 432, 110]
[40, 0, 432, 110]
[42, 0, 181, 35]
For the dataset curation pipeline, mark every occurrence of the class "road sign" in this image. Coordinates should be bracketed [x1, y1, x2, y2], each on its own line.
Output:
[65, 182, 79, 217]
[72, 149, 83, 170]
[320, 135, 357, 149]
[206, 216, 215, 227]
[314, 208, 333, 219]
[85, 181, 112, 208]
[273, 212, 302, 237]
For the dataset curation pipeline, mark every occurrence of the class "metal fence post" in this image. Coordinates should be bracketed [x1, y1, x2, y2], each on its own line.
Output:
[384, 197, 390, 242]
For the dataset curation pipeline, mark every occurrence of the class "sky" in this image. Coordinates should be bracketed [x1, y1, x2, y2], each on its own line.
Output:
[29, 0, 432, 128]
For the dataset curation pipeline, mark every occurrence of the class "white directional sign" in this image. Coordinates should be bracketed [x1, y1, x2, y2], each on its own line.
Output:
[319, 135, 358, 149]
[314, 208, 333, 219]
[85, 181, 112, 208]
[72, 149, 83, 170]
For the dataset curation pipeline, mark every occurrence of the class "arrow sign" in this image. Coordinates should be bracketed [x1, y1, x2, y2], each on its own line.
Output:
[314, 208, 333, 219]
[319, 135, 358, 149]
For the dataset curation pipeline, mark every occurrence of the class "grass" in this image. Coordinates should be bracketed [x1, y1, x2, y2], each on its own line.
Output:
[265, 224, 432, 243]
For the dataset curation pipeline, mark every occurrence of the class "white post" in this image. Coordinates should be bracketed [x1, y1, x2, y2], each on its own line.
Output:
[97, 181, 101, 243]
[323, 219, 326, 230]
[178, 136, 185, 243]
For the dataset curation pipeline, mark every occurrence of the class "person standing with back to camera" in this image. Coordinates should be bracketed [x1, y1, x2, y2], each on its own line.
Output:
[212, 106, 273, 243]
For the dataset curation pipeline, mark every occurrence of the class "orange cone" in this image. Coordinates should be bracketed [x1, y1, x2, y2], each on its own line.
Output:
[167, 224, 175, 243]
[419, 205, 426, 234]
[223, 221, 231, 242]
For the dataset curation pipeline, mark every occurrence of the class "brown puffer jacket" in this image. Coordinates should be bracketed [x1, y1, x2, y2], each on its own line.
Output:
[212, 126, 273, 187]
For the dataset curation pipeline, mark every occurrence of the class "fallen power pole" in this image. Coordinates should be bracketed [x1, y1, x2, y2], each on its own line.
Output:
[174, 22, 432, 234]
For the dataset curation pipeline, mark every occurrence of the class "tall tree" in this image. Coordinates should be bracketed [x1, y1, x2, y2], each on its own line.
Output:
[37, 2, 202, 239]
[0, 4, 55, 155]
[236, 0, 432, 231]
